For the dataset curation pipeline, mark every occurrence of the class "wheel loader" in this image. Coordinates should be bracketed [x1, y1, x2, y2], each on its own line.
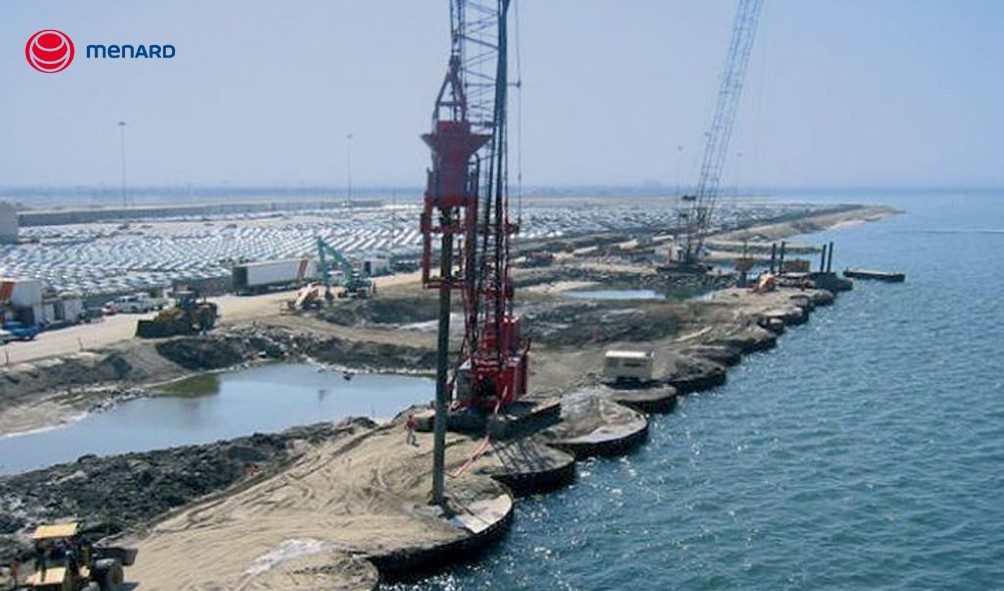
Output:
[135, 290, 218, 338]
[11, 523, 136, 591]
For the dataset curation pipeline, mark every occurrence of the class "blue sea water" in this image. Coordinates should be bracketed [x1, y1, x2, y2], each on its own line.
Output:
[391, 190, 1004, 590]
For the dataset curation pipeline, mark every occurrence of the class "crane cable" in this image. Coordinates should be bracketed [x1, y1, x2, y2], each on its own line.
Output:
[448, 396, 503, 478]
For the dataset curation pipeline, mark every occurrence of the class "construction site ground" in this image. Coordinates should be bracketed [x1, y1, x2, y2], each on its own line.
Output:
[0, 203, 896, 587]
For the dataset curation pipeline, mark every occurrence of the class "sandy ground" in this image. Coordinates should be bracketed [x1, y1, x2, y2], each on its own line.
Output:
[121, 422, 508, 591]
[712, 204, 897, 242]
[0, 203, 895, 588]
[117, 282, 814, 589]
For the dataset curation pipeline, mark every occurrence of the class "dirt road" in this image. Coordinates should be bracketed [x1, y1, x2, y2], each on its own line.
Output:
[1, 312, 155, 366]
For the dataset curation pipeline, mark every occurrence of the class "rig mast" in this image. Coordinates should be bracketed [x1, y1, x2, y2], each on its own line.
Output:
[420, 0, 524, 505]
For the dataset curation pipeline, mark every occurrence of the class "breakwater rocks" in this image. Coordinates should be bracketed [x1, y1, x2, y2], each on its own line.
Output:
[156, 327, 436, 373]
[0, 419, 374, 564]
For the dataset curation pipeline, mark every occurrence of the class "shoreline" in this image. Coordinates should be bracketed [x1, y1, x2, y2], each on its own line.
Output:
[0, 202, 896, 588]
[1, 278, 841, 586]
[0, 202, 897, 440]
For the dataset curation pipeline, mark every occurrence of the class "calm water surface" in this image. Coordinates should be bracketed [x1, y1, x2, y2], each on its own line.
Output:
[0, 364, 433, 474]
[564, 289, 662, 300]
[391, 190, 1004, 590]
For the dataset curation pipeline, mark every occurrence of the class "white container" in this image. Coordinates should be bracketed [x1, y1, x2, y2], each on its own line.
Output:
[232, 258, 316, 294]
[603, 350, 655, 383]
[0, 278, 44, 308]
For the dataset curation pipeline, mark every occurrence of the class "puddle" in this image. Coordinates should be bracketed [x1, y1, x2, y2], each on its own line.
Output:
[0, 363, 433, 474]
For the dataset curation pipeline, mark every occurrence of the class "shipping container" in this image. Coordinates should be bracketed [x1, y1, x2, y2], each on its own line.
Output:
[232, 258, 316, 294]
[0, 278, 44, 308]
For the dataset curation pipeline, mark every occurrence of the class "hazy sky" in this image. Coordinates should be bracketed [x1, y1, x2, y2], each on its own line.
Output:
[2, 1, 1003, 190]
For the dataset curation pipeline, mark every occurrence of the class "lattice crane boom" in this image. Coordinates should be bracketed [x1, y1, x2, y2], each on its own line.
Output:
[681, 0, 764, 264]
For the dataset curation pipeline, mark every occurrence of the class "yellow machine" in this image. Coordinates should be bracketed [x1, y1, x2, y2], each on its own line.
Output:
[135, 290, 218, 338]
[17, 523, 134, 591]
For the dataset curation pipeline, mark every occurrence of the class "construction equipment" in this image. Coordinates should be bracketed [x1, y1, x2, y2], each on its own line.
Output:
[316, 237, 373, 299]
[603, 350, 655, 385]
[421, 0, 527, 503]
[17, 522, 136, 591]
[676, 0, 764, 270]
[134, 290, 218, 338]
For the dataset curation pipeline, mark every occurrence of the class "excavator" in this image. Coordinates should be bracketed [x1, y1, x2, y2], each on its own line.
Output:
[315, 237, 374, 299]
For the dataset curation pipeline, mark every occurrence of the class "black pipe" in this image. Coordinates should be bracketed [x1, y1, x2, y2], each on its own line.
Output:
[778, 241, 787, 274]
[819, 244, 827, 272]
[769, 243, 777, 274]
[827, 241, 835, 273]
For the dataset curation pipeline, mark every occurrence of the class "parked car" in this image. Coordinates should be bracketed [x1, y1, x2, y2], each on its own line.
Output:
[0, 329, 13, 345]
[79, 306, 105, 323]
[108, 293, 165, 314]
[3, 321, 38, 341]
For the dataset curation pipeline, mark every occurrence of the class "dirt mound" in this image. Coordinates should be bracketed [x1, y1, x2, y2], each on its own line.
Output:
[514, 263, 652, 290]
[154, 328, 308, 370]
[522, 300, 684, 346]
[309, 337, 436, 371]
[317, 296, 441, 327]
[0, 419, 374, 564]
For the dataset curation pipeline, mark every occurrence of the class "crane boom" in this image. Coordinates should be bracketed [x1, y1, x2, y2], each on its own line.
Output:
[681, 0, 764, 264]
[421, 0, 522, 505]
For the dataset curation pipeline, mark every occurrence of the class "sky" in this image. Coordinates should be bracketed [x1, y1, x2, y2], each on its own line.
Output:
[2, 0, 1003, 191]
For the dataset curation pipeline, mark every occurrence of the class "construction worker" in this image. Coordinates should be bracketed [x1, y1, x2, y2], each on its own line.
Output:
[405, 414, 418, 446]
[33, 541, 48, 582]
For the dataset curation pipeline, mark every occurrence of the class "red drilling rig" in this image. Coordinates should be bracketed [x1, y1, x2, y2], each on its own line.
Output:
[420, 0, 525, 503]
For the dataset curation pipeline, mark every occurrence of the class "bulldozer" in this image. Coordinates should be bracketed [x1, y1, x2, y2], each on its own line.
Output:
[11, 522, 135, 591]
[135, 290, 218, 338]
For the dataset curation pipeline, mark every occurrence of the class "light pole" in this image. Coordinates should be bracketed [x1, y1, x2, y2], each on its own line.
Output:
[676, 145, 684, 199]
[117, 121, 128, 207]
[346, 133, 354, 207]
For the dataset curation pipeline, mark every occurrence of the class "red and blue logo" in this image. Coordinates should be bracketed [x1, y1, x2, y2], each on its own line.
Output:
[25, 29, 75, 73]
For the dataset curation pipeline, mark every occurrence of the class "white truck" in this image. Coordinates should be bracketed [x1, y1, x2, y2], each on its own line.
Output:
[109, 293, 166, 314]
[232, 258, 316, 295]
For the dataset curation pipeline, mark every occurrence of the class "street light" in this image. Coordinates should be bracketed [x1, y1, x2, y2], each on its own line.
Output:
[117, 121, 128, 207]
[346, 133, 354, 207]
[676, 145, 684, 198]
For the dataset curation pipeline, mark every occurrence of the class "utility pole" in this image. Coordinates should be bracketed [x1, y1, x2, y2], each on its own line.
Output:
[675, 144, 684, 199]
[117, 121, 128, 207]
[346, 133, 354, 207]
